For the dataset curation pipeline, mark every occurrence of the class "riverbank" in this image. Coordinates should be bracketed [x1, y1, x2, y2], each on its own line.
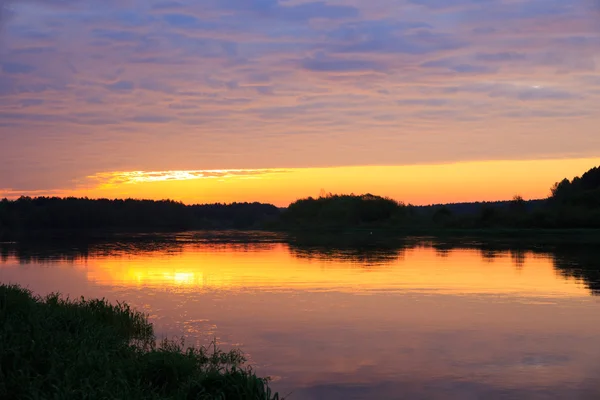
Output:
[0, 284, 280, 400]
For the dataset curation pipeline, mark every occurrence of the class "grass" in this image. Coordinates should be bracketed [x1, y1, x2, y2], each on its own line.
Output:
[0, 284, 280, 400]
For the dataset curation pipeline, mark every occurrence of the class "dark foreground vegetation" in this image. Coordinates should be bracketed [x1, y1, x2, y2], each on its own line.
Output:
[0, 284, 279, 400]
[0, 166, 599, 238]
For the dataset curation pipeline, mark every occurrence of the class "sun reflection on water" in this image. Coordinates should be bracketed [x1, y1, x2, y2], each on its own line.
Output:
[1, 242, 588, 297]
[1, 238, 600, 399]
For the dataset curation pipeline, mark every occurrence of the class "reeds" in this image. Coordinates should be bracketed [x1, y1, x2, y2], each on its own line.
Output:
[0, 284, 280, 399]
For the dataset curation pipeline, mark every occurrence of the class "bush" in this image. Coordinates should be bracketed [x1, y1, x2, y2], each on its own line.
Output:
[0, 284, 279, 400]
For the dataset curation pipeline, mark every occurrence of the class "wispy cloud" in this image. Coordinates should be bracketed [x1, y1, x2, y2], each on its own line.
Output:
[0, 0, 599, 192]
[88, 169, 291, 187]
[0, 188, 71, 199]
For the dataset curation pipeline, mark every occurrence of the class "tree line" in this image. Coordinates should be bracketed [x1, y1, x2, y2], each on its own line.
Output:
[281, 166, 600, 230]
[0, 197, 280, 238]
[1, 165, 599, 238]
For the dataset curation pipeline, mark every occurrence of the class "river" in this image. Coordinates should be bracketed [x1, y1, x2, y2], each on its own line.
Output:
[1, 232, 599, 399]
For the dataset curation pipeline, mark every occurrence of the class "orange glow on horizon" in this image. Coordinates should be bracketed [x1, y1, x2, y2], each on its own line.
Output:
[2, 157, 599, 207]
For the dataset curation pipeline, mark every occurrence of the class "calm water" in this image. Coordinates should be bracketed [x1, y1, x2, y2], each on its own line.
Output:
[2, 233, 600, 399]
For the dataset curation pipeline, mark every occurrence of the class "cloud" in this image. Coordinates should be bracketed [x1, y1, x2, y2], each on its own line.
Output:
[475, 52, 527, 62]
[1, 62, 35, 74]
[493, 85, 579, 101]
[330, 23, 464, 55]
[301, 54, 385, 73]
[105, 81, 135, 91]
[421, 58, 497, 74]
[129, 115, 173, 123]
[502, 109, 588, 118]
[152, 1, 185, 11]
[19, 98, 44, 107]
[276, 2, 358, 21]
[408, 0, 496, 10]
[421, 58, 496, 74]
[0, 188, 70, 199]
[443, 82, 582, 101]
[89, 169, 291, 187]
[162, 13, 200, 27]
[212, 0, 359, 21]
[91, 28, 141, 42]
[511, 87, 579, 101]
[0, 0, 599, 193]
[0, 112, 67, 122]
[450, 64, 496, 74]
[397, 98, 449, 107]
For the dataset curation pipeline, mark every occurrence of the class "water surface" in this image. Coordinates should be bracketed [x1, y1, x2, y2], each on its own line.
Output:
[1, 234, 600, 399]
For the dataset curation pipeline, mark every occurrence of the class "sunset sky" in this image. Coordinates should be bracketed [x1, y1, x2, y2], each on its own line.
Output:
[1, 0, 599, 206]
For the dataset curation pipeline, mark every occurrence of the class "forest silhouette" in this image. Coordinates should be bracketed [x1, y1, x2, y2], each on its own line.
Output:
[1, 166, 599, 239]
[282, 166, 600, 230]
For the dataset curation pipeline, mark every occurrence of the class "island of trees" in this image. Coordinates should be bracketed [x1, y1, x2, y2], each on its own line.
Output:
[1, 165, 599, 239]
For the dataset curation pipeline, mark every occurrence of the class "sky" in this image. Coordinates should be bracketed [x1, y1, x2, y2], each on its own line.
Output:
[1, 0, 599, 206]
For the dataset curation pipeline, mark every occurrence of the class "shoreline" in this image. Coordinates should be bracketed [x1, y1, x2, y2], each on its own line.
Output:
[0, 284, 280, 400]
[4, 226, 600, 242]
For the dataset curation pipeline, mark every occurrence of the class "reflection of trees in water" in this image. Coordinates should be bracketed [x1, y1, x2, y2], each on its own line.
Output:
[480, 249, 501, 263]
[286, 233, 418, 266]
[474, 244, 600, 295]
[1, 246, 9, 263]
[3, 234, 600, 296]
[551, 247, 600, 295]
[288, 236, 600, 295]
[288, 246, 405, 266]
[510, 250, 526, 270]
[1, 240, 190, 264]
[1, 242, 93, 264]
[470, 243, 600, 295]
[0, 234, 278, 265]
[431, 242, 453, 258]
[435, 249, 451, 258]
[466, 243, 598, 294]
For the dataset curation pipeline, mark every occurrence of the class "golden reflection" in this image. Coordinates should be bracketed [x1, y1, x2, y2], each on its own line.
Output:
[1, 241, 598, 399]
[50, 244, 590, 296]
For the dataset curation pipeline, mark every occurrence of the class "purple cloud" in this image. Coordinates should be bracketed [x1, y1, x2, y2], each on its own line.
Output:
[105, 81, 135, 91]
[1, 62, 35, 74]
[0, 0, 599, 193]
[301, 53, 385, 73]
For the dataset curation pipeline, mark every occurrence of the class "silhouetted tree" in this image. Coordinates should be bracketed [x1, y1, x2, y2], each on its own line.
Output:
[432, 206, 453, 225]
[282, 194, 405, 229]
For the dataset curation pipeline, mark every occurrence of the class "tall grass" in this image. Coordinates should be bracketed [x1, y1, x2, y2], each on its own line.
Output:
[0, 284, 280, 400]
